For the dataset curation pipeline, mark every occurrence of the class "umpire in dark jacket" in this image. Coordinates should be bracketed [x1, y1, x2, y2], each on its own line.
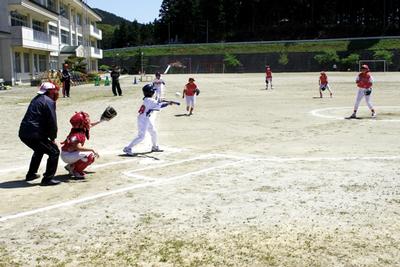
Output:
[110, 65, 122, 96]
[19, 82, 61, 186]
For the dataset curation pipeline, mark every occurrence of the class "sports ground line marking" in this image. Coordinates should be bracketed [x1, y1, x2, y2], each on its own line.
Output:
[1, 153, 400, 223]
[0, 154, 248, 223]
[310, 106, 400, 122]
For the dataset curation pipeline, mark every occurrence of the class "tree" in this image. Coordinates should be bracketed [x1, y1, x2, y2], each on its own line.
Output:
[373, 49, 393, 65]
[64, 56, 87, 73]
[341, 53, 360, 70]
[314, 50, 339, 67]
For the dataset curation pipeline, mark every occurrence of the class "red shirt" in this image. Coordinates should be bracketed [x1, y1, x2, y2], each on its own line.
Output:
[356, 72, 373, 89]
[61, 130, 86, 152]
[319, 74, 328, 84]
[266, 68, 272, 78]
[184, 82, 198, 96]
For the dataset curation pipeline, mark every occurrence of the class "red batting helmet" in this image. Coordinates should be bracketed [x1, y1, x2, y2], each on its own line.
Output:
[361, 64, 370, 71]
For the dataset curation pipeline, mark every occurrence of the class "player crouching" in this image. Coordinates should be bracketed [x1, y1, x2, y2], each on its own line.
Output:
[61, 112, 100, 179]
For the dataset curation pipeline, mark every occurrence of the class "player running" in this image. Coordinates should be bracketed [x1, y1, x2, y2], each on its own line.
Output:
[182, 78, 199, 116]
[318, 71, 333, 98]
[347, 64, 376, 119]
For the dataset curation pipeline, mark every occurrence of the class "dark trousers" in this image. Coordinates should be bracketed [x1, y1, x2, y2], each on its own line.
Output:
[112, 81, 122, 96]
[63, 80, 71, 97]
[20, 137, 60, 179]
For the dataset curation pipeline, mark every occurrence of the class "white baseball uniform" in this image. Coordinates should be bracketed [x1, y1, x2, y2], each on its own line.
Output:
[152, 78, 166, 101]
[125, 97, 169, 149]
[354, 73, 374, 111]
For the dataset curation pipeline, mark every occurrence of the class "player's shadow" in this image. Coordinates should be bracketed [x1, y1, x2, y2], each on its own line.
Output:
[0, 174, 74, 188]
[118, 151, 160, 160]
[175, 113, 189, 117]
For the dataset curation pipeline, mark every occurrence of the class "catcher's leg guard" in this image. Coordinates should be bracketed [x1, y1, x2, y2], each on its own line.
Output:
[73, 153, 95, 173]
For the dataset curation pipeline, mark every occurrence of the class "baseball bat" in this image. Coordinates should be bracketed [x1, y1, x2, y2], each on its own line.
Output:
[161, 100, 180, 105]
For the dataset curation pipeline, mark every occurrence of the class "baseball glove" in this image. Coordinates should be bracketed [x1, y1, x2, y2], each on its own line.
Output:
[100, 106, 117, 121]
[195, 88, 200, 96]
[364, 89, 372, 96]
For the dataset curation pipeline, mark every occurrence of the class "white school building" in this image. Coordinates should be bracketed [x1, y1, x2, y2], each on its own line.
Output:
[0, 0, 103, 85]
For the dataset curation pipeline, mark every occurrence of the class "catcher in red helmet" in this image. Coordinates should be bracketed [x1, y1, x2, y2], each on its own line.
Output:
[60, 112, 101, 179]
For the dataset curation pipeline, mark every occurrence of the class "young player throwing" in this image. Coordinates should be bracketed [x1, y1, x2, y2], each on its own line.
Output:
[61, 112, 100, 178]
[347, 64, 376, 119]
[182, 78, 199, 116]
[319, 71, 333, 98]
[152, 72, 166, 102]
[123, 84, 177, 155]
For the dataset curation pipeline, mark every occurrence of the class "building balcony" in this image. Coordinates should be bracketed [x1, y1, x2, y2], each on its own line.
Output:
[89, 25, 102, 40]
[90, 47, 103, 59]
[11, 26, 59, 51]
[9, 0, 58, 21]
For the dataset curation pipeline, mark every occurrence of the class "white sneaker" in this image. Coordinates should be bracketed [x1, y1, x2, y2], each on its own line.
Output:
[64, 164, 74, 175]
[151, 146, 163, 152]
[371, 112, 377, 118]
[123, 147, 135, 156]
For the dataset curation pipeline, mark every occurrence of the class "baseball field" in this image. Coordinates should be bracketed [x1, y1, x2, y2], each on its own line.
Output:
[0, 72, 399, 266]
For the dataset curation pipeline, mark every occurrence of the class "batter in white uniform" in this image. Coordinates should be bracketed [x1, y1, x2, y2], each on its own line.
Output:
[123, 84, 176, 155]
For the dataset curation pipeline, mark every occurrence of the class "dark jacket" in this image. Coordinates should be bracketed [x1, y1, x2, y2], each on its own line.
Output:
[110, 70, 120, 82]
[61, 69, 71, 82]
[19, 94, 58, 141]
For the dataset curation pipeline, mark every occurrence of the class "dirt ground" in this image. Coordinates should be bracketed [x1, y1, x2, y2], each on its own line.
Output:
[0, 72, 399, 266]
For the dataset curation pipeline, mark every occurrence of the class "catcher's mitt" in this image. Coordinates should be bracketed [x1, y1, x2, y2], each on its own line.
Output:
[195, 88, 200, 96]
[101, 106, 117, 121]
[364, 89, 372, 96]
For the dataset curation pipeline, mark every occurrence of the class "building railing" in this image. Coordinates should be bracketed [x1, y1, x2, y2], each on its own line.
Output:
[33, 29, 51, 44]
[60, 17, 69, 28]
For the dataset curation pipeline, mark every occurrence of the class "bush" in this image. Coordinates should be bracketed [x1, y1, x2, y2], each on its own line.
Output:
[314, 50, 339, 65]
[99, 64, 111, 71]
[373, 49, 393, 65]
[87, 72, 100, 82]
[278, 52, 289, 65]
[341, 53, 360, 70]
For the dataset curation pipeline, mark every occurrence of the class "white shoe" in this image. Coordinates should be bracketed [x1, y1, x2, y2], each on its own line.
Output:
[64, 164, 74, 175]
[123, 147, 135, 156]
[371, 112, 377, 118]
[151, 146, 163, 152]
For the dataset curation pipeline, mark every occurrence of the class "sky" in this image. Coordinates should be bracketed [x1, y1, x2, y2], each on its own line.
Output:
[88, 0, 163, 24]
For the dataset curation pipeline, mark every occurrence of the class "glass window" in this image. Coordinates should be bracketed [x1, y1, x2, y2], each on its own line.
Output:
[39, 55, 47, 72]
[61, 30, 69, 44]
[10, 12, 28, 27]
[24, 53, 30, 73]
[47, 0, 57, 12]
[72, 33, 76, 45]
[34, 55, 39, 72]
[32, 20, 45, 32]
[49, 25, 58, 36]
[76, 14, 82, 26]
[15, 52, 21, 73]
[60, 3, 69, 19]
[78, 36, 83, 46]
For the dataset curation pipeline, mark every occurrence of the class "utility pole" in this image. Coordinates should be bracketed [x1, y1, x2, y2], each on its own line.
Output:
[141, 51, 144, 74]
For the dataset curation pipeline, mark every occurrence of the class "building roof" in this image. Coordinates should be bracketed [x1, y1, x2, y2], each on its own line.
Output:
[60, 46, 79, 54]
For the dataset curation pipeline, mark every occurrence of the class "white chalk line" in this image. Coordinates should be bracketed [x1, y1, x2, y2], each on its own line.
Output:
[1, 153, 400, 223]
[0, 155, 249, 223]
[310, 106, 400, 121]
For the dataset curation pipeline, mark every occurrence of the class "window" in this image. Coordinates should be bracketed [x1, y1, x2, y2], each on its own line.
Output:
[76, 14, 82, 26]
[32, 20, 45, 32]
[78, 36, 83, 46]
[34, 55, 39, 72]
[39, 55, 47, 72]
[61, 30, 69, 44]
[47, 0, 57, 12]
[60, 3, 69, 19]
[72, 33, 76, 45]
[14, 52, 21, 73]
[24, 53, 30, 73]
[49, 25, 58, 36]
[10, 12, 28, 27]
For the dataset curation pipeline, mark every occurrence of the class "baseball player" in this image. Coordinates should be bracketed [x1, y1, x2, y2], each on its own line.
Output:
[61, 112, 100, 179]
[123, 84, 177, 156]
[152, 72, 166, 102]
[182, 78, 199, 116]
[347, 64, 376, 119]
[61, 63, 71, 97]
[319, 71, 333, 98]
[265, 65, 273, 90]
